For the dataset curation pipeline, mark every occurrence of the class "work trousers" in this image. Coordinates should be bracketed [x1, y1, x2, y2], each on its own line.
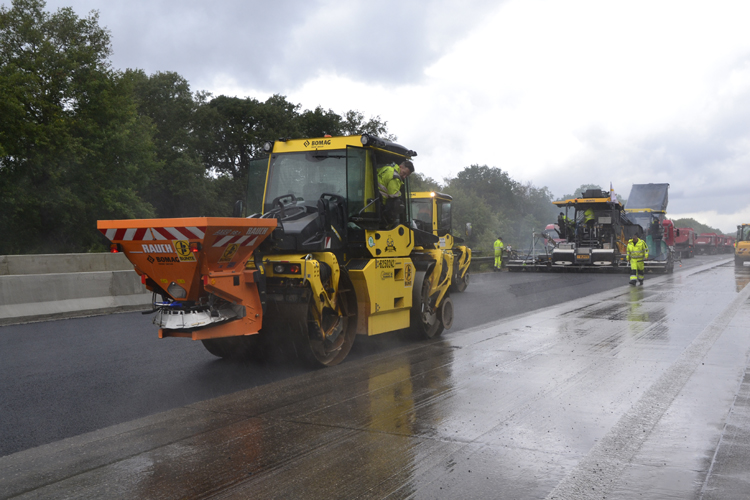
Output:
[494, 255, 502, 269]
[629, 259, 645, 283]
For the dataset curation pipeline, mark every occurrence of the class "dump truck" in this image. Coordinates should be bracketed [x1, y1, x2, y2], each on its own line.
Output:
[410, 191, 472, 292]
[736, 224, 750, 266]
[724, 236, 735, 254]
[623, 183, 676, 273]
[675, 227, 696, 258]
[506, 188, 643, 271]
[99, 134, 460, 367]
[696, 233, 720, 255]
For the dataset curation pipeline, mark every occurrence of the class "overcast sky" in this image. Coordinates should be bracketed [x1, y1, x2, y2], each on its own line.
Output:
[35, 0, 750, 233]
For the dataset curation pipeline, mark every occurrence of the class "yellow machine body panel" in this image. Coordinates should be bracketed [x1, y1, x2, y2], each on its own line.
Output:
[348, 257, 414, 335]
[411, 191, 472, 283]
[364, 225, 414, 258]
[736, 224, 750, 264]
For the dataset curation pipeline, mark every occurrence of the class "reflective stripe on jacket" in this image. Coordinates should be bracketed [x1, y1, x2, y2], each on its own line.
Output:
[377, 165, 402, 199]
[627, 239, 649, 261]
[494, 239, 504, 256]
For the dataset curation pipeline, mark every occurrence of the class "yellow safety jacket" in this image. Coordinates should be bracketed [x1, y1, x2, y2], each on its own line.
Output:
[494, 239, 504, 256]
[377, 165, 402, 200]
[584, 208, 595, 223]
[627, 239, 649, 261]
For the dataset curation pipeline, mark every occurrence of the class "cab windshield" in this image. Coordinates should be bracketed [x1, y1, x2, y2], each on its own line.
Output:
[264, 151, 348, 212]
[411, 199, 432, 226]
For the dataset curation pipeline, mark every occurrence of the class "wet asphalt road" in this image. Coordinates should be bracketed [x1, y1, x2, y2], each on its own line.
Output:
[2, 254, 749, 499]
[0, 256, 711, 458]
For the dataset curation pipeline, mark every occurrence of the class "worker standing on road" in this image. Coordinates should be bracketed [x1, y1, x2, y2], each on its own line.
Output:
[627, 234, 649, 285]
[493, 236, 504, 272]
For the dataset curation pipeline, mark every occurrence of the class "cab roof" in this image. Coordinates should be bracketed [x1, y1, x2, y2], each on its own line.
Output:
[267, 134, 417, 158]
[553, 197, 624, 210]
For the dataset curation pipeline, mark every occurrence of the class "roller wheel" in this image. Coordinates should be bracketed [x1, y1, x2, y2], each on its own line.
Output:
[298, 299, 355, 367]
[411, 270, 443, 339]
[453, 272, 469, 292]
[439, 295, 454, 330]
[201, 335, 264, 361]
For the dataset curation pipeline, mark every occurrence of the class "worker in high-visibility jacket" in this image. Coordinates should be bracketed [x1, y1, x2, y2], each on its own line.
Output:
[627, 234, 649, 285]
[584, 208, 595, 224]
[377, 160, 414, 225]
[377, 160, 414, 202]
[493, 236, 504, 271]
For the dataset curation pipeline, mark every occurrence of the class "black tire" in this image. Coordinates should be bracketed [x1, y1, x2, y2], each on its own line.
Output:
[452, 272, 469, 292]
[439, 295, 454, 330]
[411, 270, 443, 339]
[201, 335, 264, 361]
[291, 272, 357, 368]
[293, 299, 356, 368]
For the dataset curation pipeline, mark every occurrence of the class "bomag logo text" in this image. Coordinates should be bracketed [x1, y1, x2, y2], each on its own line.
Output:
[311, 139, 331, 147]
[375, 259, 396, 269]
[156, 256, 180, 263]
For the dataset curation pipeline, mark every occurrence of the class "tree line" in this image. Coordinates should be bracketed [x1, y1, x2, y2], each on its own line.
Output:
[0, 0, 558, 255]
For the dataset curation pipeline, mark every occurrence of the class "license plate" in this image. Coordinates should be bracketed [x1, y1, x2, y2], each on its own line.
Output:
[576, 255, 589, 260]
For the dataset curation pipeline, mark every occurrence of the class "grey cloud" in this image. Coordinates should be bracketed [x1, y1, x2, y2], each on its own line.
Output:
[42, 0, 502, 93]
[558, 53, 750, 218]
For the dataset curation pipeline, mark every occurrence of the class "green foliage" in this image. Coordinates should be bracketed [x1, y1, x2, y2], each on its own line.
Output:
[444, 165, 557, 250]
[409, 172, 441, 193]
[127, 69, 223, 218]
[671, 218, 727, 236]
[0, 0, 157, 253]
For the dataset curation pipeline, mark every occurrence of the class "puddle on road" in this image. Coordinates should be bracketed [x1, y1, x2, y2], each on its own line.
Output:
[561, 289, 668, 324]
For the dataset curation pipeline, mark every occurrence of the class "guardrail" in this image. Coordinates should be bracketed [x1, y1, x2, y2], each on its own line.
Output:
[0, 253, 150, 326]
[1, 250, 497, 327]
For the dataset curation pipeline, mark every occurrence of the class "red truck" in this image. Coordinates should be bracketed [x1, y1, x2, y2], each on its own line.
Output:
[696, 232, 720, 255]
[661, 219, 677, 247]
[675, 227, 696, 258]
[723, 235, 736, 254]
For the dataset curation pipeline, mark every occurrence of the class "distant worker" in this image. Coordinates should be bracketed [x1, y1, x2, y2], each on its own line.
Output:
[627, 234, 649, 285]
[377, 160, 414, 225]
[650, 215, 662, 259]
[494, 236, 504, 272]
[557, 212, 572, 239]
[584, 207, 595, 234]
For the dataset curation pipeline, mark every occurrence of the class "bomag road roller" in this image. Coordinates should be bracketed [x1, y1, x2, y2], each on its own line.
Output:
[98, 134, 458, 367]
[410, 191, 472, 292]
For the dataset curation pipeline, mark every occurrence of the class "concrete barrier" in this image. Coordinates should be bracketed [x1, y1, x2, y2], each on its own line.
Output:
[0, 253, 150, 326]
[1, 252, 492, 326]
[0, 253, 136, 275]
